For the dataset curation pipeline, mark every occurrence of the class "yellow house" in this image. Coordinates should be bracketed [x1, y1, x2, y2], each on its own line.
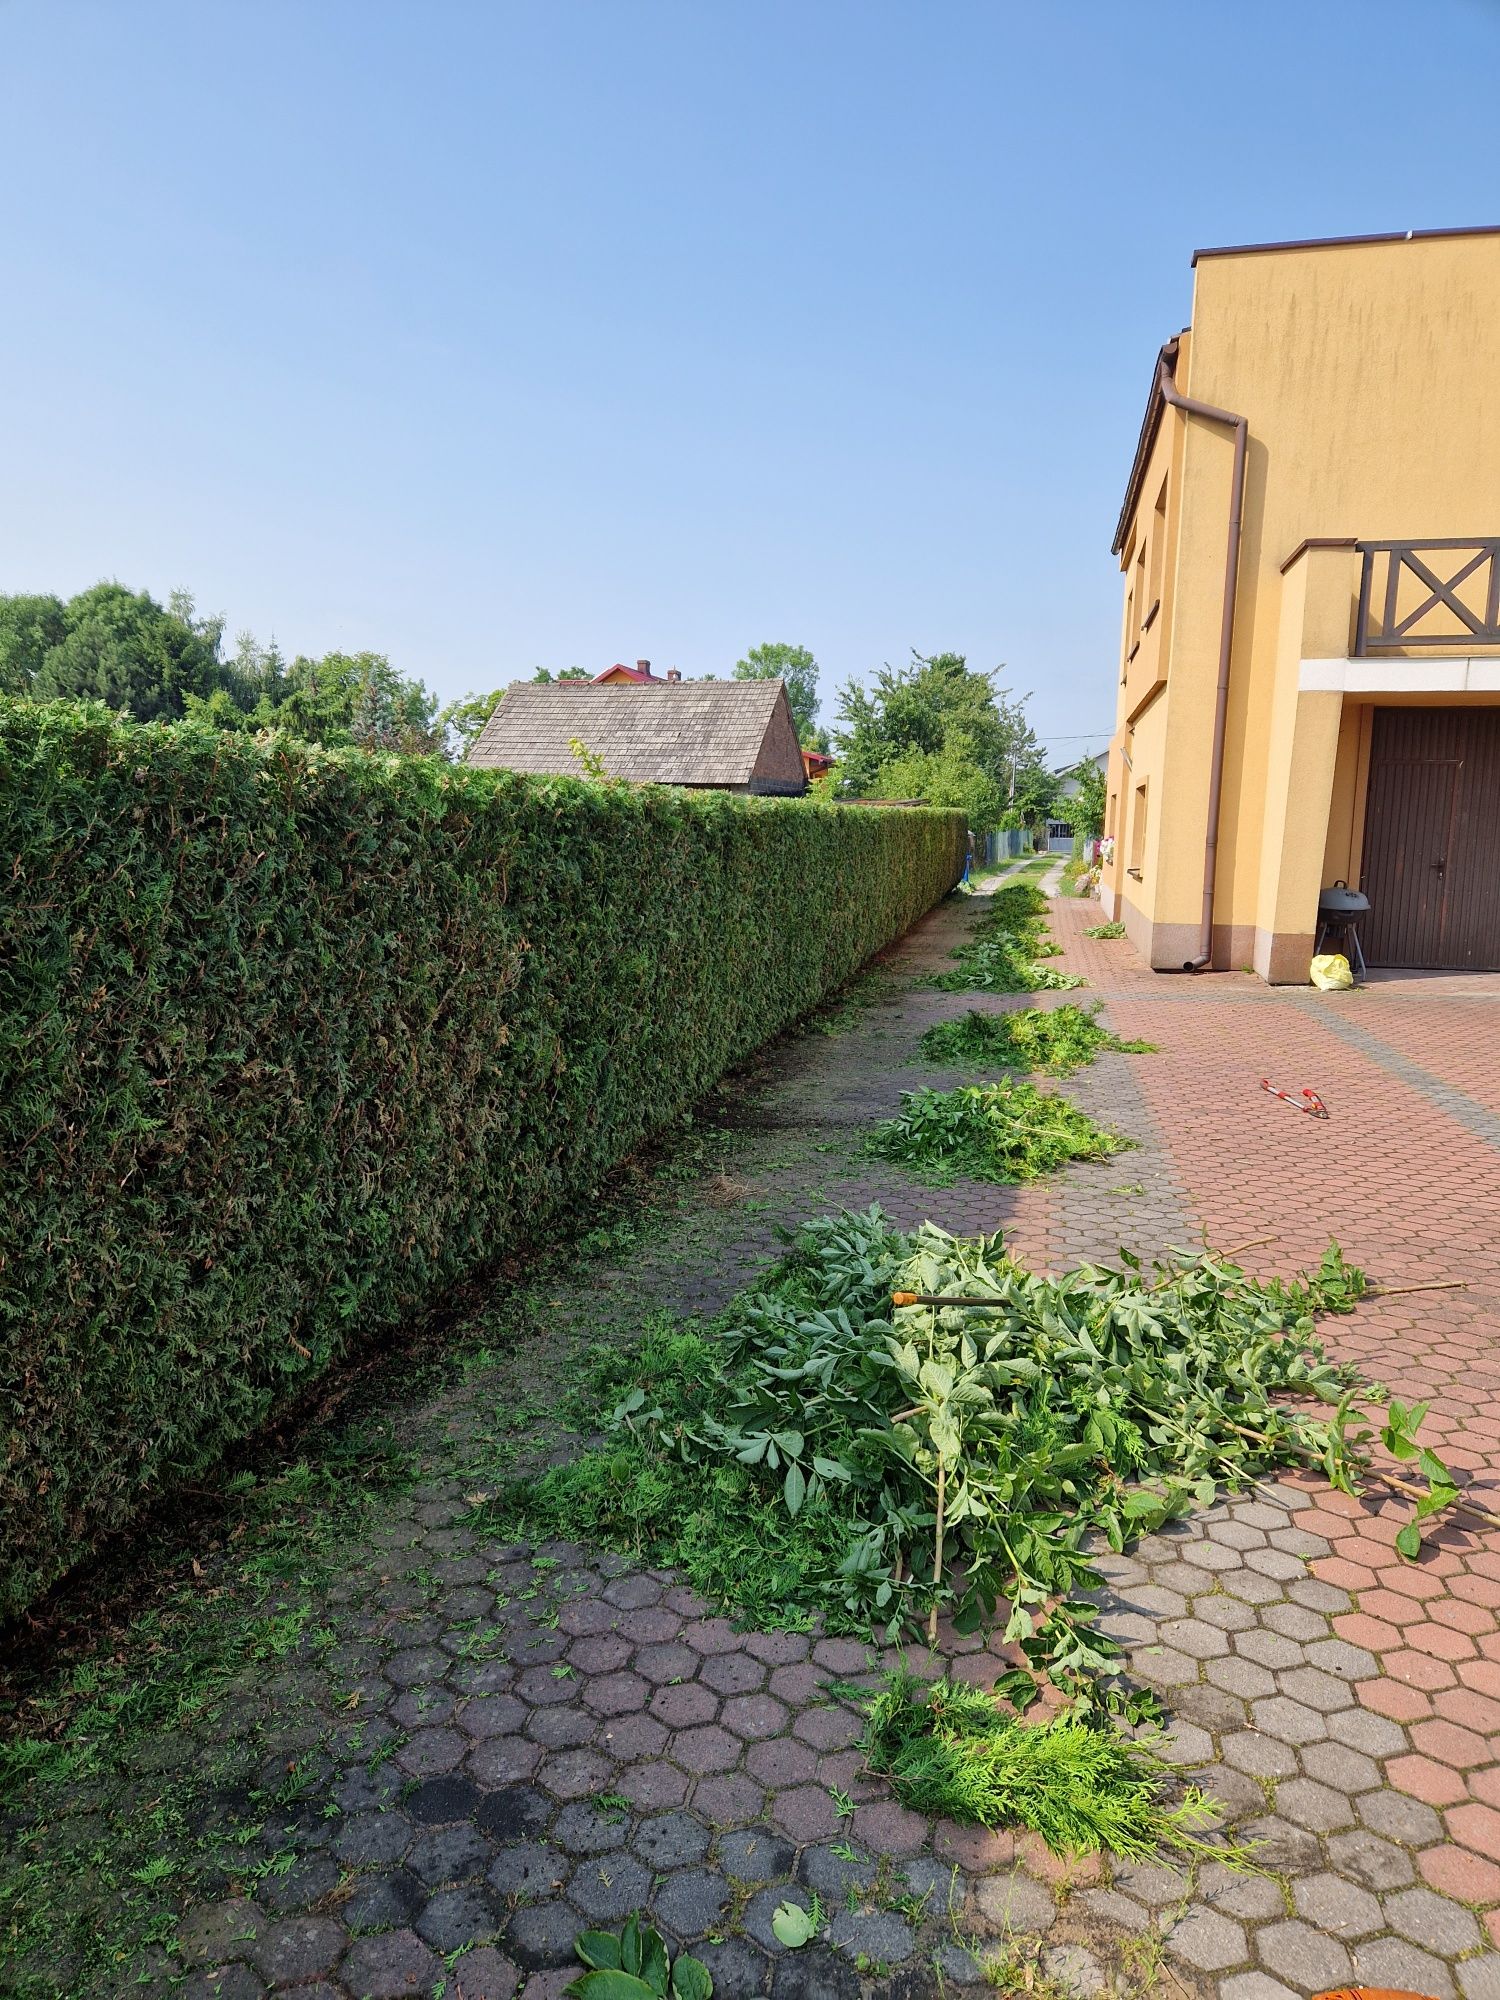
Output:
[1099, 226, 1500, 979]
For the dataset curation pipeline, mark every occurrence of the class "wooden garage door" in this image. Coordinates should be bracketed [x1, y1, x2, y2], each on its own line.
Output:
[1360, 708, 1500, 969]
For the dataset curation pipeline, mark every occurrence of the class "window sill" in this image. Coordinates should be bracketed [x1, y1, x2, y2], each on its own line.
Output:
[1142, 597, 1162, 633]
[1126, 868, 1144, 881]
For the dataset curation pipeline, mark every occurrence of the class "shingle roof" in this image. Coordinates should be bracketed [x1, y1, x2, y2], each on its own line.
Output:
[466, 680, 793, 786]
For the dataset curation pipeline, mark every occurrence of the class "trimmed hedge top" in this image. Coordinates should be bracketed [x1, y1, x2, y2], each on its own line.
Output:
[0, 701, 963, 1617]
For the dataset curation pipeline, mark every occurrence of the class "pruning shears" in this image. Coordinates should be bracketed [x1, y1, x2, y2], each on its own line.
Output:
[1260, 1078, 1330, 1119]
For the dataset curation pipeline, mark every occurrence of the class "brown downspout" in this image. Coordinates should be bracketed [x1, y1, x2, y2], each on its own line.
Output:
[1154, 355, 1248, 971]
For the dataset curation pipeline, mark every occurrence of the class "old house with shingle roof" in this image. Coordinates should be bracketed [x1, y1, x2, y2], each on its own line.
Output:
[465, 679, 808, 795]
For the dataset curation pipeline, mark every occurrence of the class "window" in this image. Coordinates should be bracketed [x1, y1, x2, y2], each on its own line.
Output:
[1128, 782, 1148, 877]
[1148, 475, 1168, 613]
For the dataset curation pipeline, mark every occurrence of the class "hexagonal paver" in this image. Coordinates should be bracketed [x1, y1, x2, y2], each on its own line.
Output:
[974, 1870, 1057, 1934]
[1221, 1729, 1298, 1780]
[583, 1671, 649, 1717]
[672, 1724, 741, 1774]
[632, 1810, 710, 1870]
[539, 1747, 616, 1800]
[1355, 1786, 1444, 1846]
[1209, 1656, 1277, 1700]
[1259, 1603, 1329, 1643]
[487, 1842, 570, 1897]
[720, 1693, 789, 1741]
[718, 1827, 795, 1882]
[1234, 1629, 1305, 1671]
[651, 1869, 733, 1939]
[341, 1930, 444, 1998]
[1383, 1886, 1483, 1956]
[1289, 1871, 1382, 1937]
[1325, 1827, 1416, 1891]
[1255, 1918, 1353, 1994]
[792, 1706, 862, 1751]
[1352, 1936, 1456, 2000]
[650, 1682, 718, 1729]
[1327, 1705, 1406, 1756]
[1159, 1616, 1231, 1660]
[1276, 1776, 1357, 1833]
[551, 1799, 629, 1855]
[416, 1884, 502, 1954]
[633, 1643, 699, 1685]
[568, 1853, 656, 1922]
[505, 1899, 583, 1970]
[1299, 1738, 1380, 1793]
[699, 1652, 766, 1696]
[1280, 1665, 1355, 1713]
[252, 1917, 345, 1986]
[1248, 1696, 1328, 1746]
[826, 1909, 915, 1964]
[1164, 1904, 1248, 1974]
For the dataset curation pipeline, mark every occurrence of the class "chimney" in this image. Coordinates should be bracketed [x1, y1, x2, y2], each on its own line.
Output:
[666, 668, 681, 682]
[637, 659, 651, 677]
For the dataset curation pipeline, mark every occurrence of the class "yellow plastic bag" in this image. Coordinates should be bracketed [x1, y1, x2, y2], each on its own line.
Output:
[1309, 953, 1353, 991]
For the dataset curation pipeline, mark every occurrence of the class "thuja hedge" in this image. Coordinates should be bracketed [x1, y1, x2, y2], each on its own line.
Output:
[0, 701, 963, 1617]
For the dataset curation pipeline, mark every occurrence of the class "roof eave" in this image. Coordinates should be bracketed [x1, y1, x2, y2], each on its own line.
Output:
[1111, 337, 1180, 557]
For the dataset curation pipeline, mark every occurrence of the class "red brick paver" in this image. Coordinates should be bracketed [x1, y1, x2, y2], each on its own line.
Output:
[1045, 892, 1500, 1958]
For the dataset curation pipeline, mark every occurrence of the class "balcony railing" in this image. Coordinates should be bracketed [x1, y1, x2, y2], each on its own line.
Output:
[1355, 538, 1500, 655]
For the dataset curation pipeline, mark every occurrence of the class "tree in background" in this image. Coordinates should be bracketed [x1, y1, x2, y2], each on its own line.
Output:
[0, 581, 508, 760]
[734, 641, 820, 745]
[0, 594, 67, 694]
[17, 582, 230, 722]
[186, 648, 444, 754]
[438, 688, 505, 756]
[834, 650, 1048, 827]
[1067, 758, 1107, 841]
[864, 731, 1006, 828]
[532, 666, 591, 683]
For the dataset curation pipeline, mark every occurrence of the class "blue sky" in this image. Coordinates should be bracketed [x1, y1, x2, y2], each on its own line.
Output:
[3, 1, 1499, 758]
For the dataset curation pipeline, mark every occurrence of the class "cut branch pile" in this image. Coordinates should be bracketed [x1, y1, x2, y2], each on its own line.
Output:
[505, 1206, 1455, 1717]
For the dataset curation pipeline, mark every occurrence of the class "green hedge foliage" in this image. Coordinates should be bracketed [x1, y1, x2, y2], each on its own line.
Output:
[0, 702, 964, 1618]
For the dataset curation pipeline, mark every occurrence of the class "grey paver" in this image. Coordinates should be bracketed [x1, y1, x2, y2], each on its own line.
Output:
[1255, 1918, 1354, 1993]
[1384, 1886, 1483, 1955]
[1290, 1870, 1383, 1937]
[1353, 1935, 1457, 2000]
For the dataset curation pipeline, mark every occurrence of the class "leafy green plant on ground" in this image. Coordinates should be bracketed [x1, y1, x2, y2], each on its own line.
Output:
[864, 1672, 1228, 1860]
[498, 1206, 1452, 1715]
[567, 1913, 711, 1999]
[919, 1004, 1156, 1077]
[1083, 920, 1126, 940]
[863, 1082, 1128, 1185]
[931, 882, 1085, 994]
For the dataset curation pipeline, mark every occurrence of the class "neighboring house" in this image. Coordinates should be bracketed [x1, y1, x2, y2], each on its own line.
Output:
[466, 679, 808, 794]
[1047, 752, 1107, 853]
[593, 659, 680, 684]
[801, 748, 836, 781]
[1099, 225, 1500, 979]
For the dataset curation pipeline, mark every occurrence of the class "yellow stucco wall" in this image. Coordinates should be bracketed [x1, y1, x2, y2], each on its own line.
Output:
[1101, 231, 1500, 974]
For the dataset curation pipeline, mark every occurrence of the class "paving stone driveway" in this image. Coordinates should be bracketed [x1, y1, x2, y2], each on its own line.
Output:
[10, 880, 1500, 2000]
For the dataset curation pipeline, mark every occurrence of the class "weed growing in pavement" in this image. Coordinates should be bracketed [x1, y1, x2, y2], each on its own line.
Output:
[1083, 920, 1126, 939]
[862, 1671, 1235, 1861]
[863, 1082, 1129, 1184]
[492, 1205, 1449, 1741]
[919, 1004, 1156, 1077]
